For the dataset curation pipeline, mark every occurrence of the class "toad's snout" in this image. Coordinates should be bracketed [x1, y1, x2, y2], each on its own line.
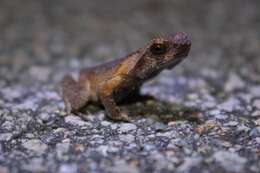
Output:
[170, 32, 191, 56]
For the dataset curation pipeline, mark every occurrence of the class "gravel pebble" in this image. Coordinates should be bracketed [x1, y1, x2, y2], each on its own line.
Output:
[56, 143, 70, 160]
[253, 99, 260, 109]
[118, 123, 137, 133]
[22, 139, 48, 154]
[218, 97, 241, 112]
[225, 121, 239, 127]
[224, 73, 245, 92]
[213, 151, 247, 172]
[119, 134, 135, 143]
[1, 121, 14, 131]
[176, 157, 202, 173]
[65, 115, 90, 127]
[251, 110, 260, 117]
[22, 158, 46, 172]
[108, 160, 140, 173]
[0, 133, 13, 141]
[58, 164, 77, 173]
[255, 118, 260, 126]
[249, 128, 260, 138]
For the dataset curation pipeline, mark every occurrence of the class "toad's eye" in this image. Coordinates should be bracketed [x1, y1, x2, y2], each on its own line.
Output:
[150, 43, 168, 55]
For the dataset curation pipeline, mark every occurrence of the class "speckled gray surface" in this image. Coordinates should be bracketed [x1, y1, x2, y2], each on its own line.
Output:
[0, 0, 260, 173]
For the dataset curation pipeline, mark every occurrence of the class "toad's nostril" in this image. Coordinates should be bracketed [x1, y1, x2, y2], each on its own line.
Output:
[170, 32, 191, 47]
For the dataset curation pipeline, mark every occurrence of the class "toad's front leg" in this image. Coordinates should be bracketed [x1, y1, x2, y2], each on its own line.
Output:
[98, 76, 132, 122]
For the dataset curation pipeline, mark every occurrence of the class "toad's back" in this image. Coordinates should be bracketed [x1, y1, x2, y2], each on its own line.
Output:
[79, 50, 142, 90]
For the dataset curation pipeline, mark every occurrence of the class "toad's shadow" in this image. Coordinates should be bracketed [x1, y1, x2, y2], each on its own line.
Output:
[82, 97, 202, 123]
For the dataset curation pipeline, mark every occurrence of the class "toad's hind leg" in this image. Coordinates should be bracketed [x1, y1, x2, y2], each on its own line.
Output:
[61, 75, 89, 113]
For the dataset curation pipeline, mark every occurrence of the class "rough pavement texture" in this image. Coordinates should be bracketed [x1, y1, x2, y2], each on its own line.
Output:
[0, 0, 260, 173]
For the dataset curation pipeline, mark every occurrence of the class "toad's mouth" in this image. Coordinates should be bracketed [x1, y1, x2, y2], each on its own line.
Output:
[164, 51, 189, 69]
[165, 58, 183, 69]
[174, 45, 191, 58]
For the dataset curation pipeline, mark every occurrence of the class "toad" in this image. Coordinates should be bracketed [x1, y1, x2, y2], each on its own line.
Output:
[62, 32, 191, 121]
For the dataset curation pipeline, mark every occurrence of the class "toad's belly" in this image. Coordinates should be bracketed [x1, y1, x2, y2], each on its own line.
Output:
[113, 81, 141, 103]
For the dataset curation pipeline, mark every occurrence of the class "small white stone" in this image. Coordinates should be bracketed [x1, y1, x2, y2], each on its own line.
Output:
[246, 105, 253, 111]
[254, 118, 260, 126]
[201, 101, 216, 109]
[226, 121, 239, 127]
[224, 73, 245, 92]
[237, 125, 250, 132]
[1, 121, 13, 131]
[218, 97, 241, 112]
[2, 87, 22, 100]
[110, 124, 118, 130]
[25, 133, 35, 138]
[251, 110, 260, 117]
[215, 114, 228, 120]
[119, 134, 135, 143]
[22, 158, 45, 172]
[96, 145, 108, 156]
[251, 86, 260, 97]
[220, 141, 232, 147]
[0, 133, 13, 141]
[101, 121, 111, 126]
[118, 123, 137, 133]
[187, 93, 199, 100]
[65, 115, 88, 126]
[176, 156, 202, 172]
[39, 112, 51, 121]
[22, 139, 47, 154]
[143, 144, 156, 151]
[107, 146, 119, 153]
[209, 109, 221, 116]
[156, 131, 174, 137]
[15, 98, 39, 111]
[255, 137, 260, 144]
[253, 99, 260, 109]
[59, 164, 77, 173]
[213, 151, 247, 172]
[56, 143, 70, 160]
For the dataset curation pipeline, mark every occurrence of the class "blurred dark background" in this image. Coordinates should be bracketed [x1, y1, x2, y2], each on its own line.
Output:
[0, 0, 259, 85]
